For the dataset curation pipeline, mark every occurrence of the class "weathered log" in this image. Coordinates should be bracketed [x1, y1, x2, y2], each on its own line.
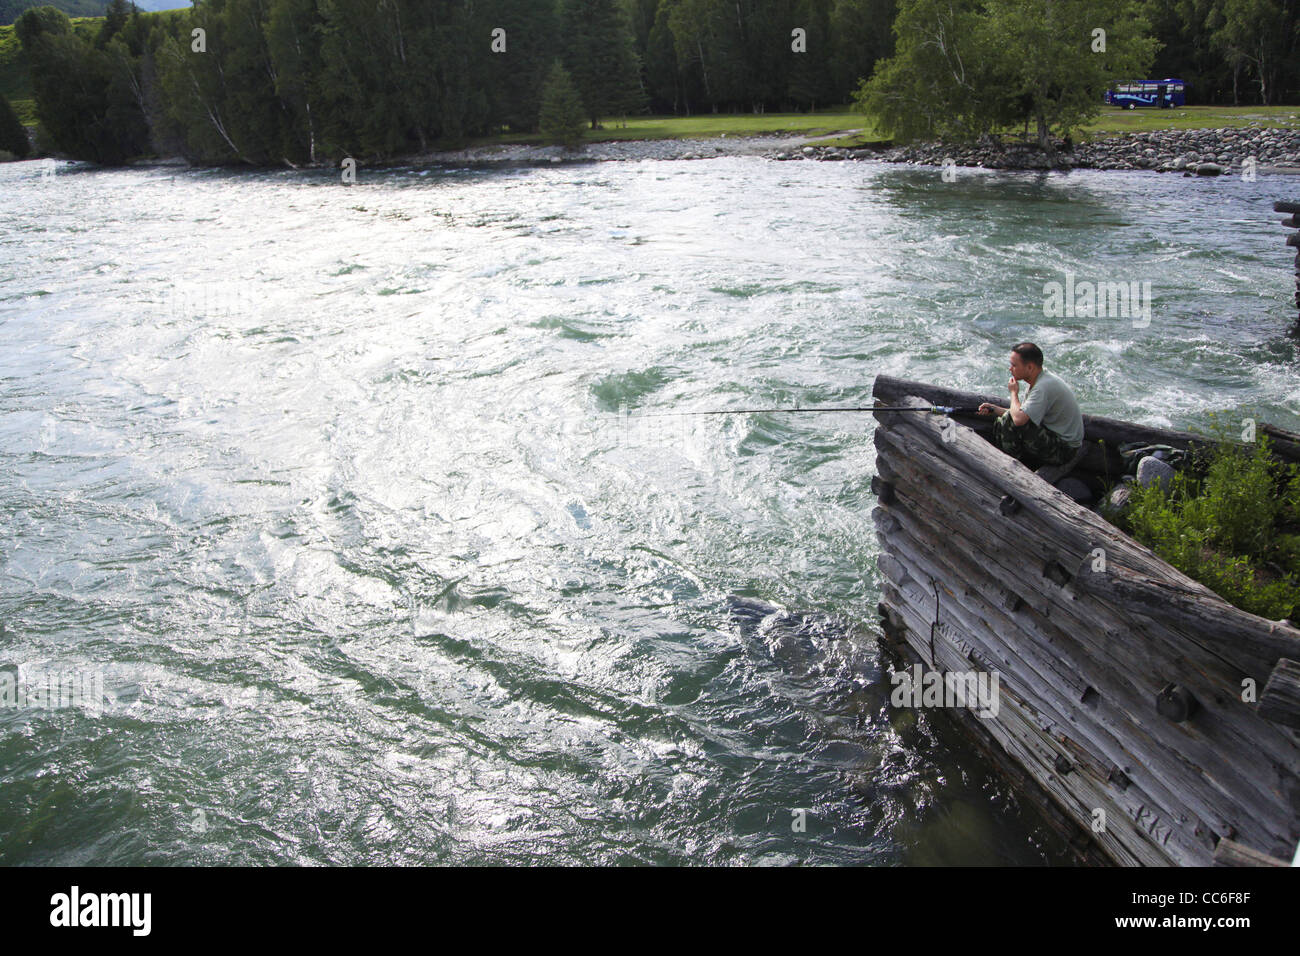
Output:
[1072, 559, 1300, 682]
[875, 479, 1292, 856]
[1275, 200, 1300, 214]
[879, 581, 1162, 864]
[1258, 659, 1300, 729]
[876, 594, 1126, 865]
[875, 420, 1298, 705]
[876, 505, 1231, 861]
[873, 374, 1300, 467]
[875, 374, 1210, 449]
[871, 389, 1300, 862]
[875, 428, 1294, 735]
[1262, 423, 1300, 462]
[876, 396, 1300, 678]
[1212, 837, 1291, 867]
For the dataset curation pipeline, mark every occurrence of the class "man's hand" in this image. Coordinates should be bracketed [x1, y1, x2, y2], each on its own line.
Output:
[1007, 376, 1020, 399]
[978, 403, 1000, 416]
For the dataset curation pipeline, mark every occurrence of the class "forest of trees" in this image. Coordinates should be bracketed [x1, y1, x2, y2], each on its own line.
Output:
[11, 0, 1300, 166]
[13, 0, 908, 165]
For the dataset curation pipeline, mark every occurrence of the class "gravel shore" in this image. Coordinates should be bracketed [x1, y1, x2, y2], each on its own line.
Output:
[119, 124, 1300, 174]
[862, 125, 1300, 174]
[408, 132, 819, 165]
[400, 123, 1300, 176]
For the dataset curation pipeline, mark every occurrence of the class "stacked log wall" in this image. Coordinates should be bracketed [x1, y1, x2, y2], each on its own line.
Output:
[870, 376, 1300, 866]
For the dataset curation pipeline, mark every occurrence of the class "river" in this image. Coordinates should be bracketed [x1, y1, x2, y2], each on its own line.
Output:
[0, 155, 1295, 864]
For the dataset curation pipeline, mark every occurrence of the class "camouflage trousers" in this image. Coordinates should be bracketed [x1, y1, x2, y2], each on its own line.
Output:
[992, 412, 1078, 469]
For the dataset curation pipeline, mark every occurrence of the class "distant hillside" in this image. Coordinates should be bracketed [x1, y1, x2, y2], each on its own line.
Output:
[1, 1, 190, 25]
[1, 2, 107, 24]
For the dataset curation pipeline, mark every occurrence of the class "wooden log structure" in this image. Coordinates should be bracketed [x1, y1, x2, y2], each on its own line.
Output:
[1276, 200, 1300, 335]
[1259, 659, 1300, 730]
[1213, 837, 1292, 867]
[871, 373, 1300, 867]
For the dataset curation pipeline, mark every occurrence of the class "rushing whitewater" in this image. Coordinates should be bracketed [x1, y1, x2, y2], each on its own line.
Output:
[0, 156, 1294, 864]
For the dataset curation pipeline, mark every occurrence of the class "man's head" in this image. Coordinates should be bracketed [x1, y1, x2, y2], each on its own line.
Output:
[1009, 342, 1044, 382]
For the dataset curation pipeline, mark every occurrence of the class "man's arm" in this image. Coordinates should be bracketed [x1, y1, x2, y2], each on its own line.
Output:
[1006, 377, 1029, 426]
[979, 378, 1029, 424]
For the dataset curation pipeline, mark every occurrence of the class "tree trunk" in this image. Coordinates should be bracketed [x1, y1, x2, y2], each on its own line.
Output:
[696, 40, 711, 101]
[1258, 44, 1269, 105]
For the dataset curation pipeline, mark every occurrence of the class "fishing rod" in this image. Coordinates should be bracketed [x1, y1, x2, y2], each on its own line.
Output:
[647, 404, 985, 417]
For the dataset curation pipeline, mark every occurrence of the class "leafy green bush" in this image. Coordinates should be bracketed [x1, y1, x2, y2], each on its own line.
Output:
[1122, 437, 1300, 620]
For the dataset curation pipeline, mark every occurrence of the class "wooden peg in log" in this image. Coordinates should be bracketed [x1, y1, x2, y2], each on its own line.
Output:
[1156, 682, 1198, 722]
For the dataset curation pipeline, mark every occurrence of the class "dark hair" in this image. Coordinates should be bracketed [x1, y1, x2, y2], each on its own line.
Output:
[1011, 342, 1044, 367]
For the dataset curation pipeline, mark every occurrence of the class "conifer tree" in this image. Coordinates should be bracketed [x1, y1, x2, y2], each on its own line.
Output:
[538, 60, 586, 147]
[560, 0, 645, 128]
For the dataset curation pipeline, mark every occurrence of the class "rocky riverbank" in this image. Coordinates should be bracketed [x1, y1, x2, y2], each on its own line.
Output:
[406, 133, 817, 166]
[856, 124, 1300, 174]
[113, 123, 1300, 174]
[413, 124, 1300, 175]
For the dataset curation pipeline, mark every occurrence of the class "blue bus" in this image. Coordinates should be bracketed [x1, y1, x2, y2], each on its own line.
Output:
[1105, 79, 1187, 109]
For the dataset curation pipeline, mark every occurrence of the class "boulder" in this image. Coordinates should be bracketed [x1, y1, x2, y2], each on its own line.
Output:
[1137, 455, 1176, 490]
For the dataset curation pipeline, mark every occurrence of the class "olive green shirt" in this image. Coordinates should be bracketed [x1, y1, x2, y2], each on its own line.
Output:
[1022, 370, 1084, 447]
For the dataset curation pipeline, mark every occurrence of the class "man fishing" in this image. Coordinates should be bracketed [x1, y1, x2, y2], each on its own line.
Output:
[977, 342, 1084, 469]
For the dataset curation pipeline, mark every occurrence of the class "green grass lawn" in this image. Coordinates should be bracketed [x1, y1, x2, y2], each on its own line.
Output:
[469, 104, 1300, 151]
[768, 105, 1300, 149]
[467, 110, 880, 148]
[1083, 104, 1300, 135]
